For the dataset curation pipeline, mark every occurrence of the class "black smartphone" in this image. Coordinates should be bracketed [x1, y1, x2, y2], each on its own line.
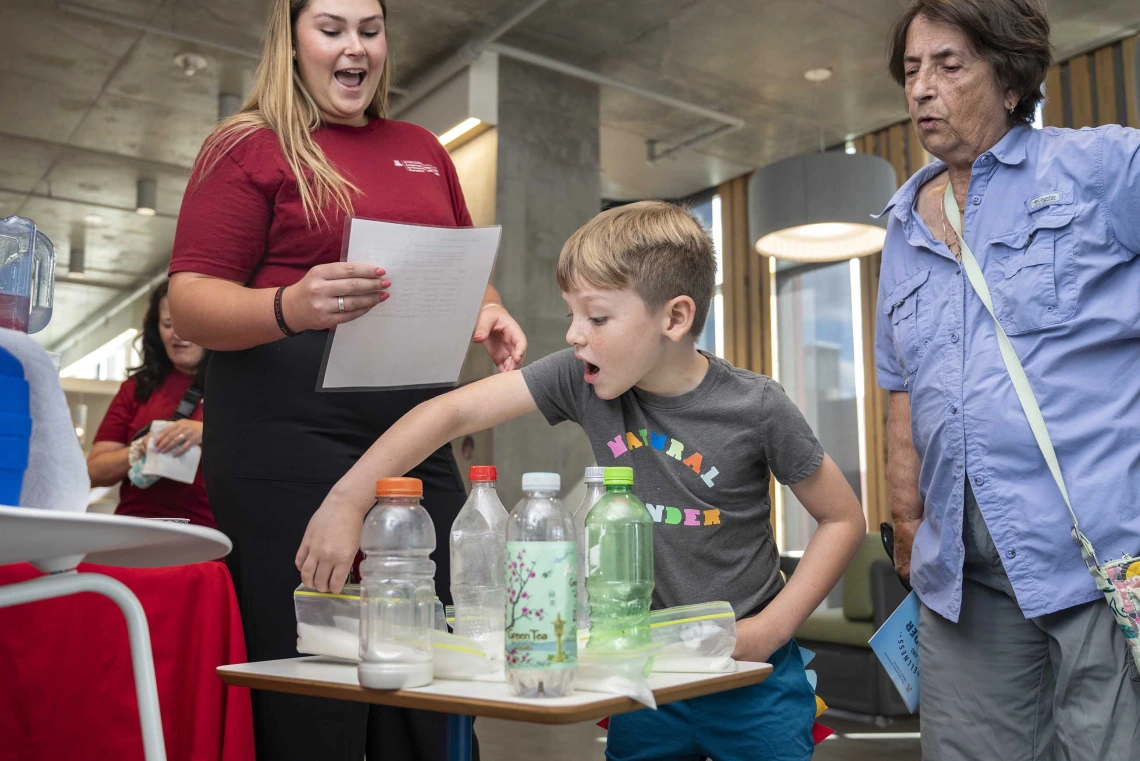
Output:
[880, 522, 895, 563]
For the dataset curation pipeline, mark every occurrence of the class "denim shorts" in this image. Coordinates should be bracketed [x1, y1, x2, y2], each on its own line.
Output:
[605, 638, 816, 761]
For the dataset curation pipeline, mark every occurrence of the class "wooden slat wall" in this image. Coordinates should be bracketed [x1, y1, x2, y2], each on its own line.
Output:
[718, 174, 778, 529]
[1036, 33, 1139, 128]
[718, 174, 772, 378]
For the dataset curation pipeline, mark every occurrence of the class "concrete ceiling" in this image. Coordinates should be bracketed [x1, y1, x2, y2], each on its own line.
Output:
[4, 0, 1140, 351]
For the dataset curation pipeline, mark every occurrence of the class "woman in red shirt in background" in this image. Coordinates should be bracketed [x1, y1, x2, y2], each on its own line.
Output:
[88, 282, 213, 528]
[167, 0, 526, 758]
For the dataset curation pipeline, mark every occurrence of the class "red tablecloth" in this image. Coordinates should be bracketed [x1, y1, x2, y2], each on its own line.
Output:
[0, 561, 255, 761]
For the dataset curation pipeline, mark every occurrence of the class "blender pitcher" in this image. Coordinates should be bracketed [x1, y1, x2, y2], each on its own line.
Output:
[0, 216, 55, 333]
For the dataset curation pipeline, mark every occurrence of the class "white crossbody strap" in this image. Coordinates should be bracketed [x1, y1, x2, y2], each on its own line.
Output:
[942, 183, 1087, 540]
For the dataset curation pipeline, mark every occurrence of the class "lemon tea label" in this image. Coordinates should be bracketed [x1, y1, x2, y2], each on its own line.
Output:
[505, 541, 577, 670]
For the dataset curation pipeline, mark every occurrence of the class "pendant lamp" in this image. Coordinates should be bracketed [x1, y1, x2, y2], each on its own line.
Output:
[748, 150, 898, 262]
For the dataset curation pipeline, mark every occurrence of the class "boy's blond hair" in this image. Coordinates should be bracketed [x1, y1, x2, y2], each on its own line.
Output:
[556, 201, 717, 336]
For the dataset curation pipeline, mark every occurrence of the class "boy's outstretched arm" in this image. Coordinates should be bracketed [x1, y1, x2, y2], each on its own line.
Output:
[296, 370, 539, 593]
[733, 454, 867, 662]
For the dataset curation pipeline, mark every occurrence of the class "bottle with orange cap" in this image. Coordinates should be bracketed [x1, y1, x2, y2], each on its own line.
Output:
[358, 477, 436, 690]
[449, 465, 509, 657]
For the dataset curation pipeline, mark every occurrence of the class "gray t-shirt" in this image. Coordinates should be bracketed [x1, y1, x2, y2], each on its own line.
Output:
[521, 348, 824, 619]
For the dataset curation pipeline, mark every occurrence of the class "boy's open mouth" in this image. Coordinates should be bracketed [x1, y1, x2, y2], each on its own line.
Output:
[584, 362, 600, 383]
[335, 69, 366, 88]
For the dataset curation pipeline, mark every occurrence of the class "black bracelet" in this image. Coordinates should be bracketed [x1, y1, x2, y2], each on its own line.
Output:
[274, 286, 298, 337]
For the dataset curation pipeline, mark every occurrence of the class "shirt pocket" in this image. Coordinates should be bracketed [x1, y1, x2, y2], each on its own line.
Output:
[988, 211, 1077, 335]
[882, 267, 930, 382]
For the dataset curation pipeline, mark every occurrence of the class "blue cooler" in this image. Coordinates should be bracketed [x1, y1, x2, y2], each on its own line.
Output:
[0, 346, 31, 506]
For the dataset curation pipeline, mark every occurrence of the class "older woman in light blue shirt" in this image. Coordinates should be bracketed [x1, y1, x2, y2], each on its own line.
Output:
[875, 0, 1140, 757]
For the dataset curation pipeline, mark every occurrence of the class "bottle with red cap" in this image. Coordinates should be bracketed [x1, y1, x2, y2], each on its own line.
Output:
[358, 477, 436, 689]
[449, 465, 509, 656]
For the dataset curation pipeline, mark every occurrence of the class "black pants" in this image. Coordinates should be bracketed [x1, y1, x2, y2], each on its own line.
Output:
[204, 331, 475, 761]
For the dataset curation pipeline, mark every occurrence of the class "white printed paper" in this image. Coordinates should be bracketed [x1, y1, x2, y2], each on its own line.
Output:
[143, 420, 202, 485]
[320, 219, 501, 390]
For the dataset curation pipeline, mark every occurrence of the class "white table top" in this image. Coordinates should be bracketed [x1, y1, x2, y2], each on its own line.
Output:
[0, 505, 231, 572]
[219, 657, 773, 724]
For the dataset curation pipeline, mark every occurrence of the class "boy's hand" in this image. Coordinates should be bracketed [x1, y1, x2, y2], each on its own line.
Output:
[472, 303, 527, 372]
[295, 488, 374, 593]
[732, 613, 793, 663]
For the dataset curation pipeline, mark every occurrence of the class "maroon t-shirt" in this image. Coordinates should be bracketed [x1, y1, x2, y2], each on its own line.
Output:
[94, 372, 214, 528]
[169, 118, 473, 287]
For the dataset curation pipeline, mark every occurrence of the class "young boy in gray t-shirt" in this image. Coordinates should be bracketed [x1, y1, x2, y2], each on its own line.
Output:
[299, 201, 867, 761]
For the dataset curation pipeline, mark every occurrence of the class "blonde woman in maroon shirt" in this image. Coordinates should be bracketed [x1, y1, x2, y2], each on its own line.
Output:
[168, 1, 525, 758]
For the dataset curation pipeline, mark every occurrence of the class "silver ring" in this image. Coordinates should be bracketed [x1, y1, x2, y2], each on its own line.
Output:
[337, 296, 345, 313]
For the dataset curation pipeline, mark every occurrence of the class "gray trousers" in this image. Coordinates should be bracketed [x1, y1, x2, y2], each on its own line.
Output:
[919, 484, 1140, 761]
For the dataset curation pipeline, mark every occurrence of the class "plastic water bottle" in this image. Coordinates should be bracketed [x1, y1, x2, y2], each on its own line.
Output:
[450, 465, 508, 657]
[573, 467, 606, 631]
[584, 467, 655, 655]
[505, 472, 577, 697]
[358, 477, 436, 690]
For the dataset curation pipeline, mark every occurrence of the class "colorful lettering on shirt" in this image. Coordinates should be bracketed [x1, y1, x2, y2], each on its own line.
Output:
[644, 503, 723, 527]
[607, 435, 628, 458]
[609, 429, 722, 488]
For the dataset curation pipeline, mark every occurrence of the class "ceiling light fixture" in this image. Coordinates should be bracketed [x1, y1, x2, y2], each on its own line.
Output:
[84, 213, 102, 225]
[173, 52, 208, 77]
[136, 178, 157, 216]
[748, 68, 896, 263]
[749, 152, 897, 262]
[402, 53, 498, 152]
[438, 117, 483, 147]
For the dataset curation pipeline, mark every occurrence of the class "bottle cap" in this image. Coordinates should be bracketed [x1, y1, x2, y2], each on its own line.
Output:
[375, 477, 423, 497]
[584, 466, 605, 483]
[521, 472, 560, 492]
[469, 465, 497, 482]
[603, 467, 634, 487]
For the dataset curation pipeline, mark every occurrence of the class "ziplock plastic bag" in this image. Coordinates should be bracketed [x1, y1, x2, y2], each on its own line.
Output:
[649, 601, 737, 673]
[294, 585, 447, 662]
[295, 585, 362, 660]
[432, 630, 502, 680]
[577, 642, 663, 709]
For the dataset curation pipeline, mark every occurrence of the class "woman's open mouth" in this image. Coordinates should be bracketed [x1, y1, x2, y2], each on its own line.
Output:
[334, 69, 366, 89]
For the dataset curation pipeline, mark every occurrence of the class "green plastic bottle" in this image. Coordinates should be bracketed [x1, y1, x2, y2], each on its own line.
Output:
[583, 467, 655, 655]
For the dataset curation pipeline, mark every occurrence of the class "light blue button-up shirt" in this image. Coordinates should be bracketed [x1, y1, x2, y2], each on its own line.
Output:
[875, 124, 1140, 621]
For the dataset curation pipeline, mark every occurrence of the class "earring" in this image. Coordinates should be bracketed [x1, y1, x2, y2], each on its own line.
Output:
[292, 49, 297, 59]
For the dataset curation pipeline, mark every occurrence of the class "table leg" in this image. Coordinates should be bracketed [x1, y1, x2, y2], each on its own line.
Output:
[0, 572, 168, 761]
[445, 714, 473, 761]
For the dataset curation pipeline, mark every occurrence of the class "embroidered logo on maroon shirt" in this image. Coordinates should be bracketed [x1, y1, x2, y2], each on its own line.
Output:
[393, 159, 440, 176]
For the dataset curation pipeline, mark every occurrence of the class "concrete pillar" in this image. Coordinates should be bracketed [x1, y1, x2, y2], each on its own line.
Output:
[492, 58, 599, 506]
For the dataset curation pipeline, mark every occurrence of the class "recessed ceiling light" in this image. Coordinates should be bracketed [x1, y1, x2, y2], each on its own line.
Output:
[804, 67, 833, 83]
[84, 213, 102, 225]
[173, 52, 208, 77]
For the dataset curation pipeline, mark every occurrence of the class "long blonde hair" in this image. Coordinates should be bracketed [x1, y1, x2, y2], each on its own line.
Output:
[194, 0, 391, 226]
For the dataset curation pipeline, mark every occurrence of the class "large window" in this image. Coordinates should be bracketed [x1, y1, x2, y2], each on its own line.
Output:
[688, 192, 724, 358]
[771, 258, 867, 553]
